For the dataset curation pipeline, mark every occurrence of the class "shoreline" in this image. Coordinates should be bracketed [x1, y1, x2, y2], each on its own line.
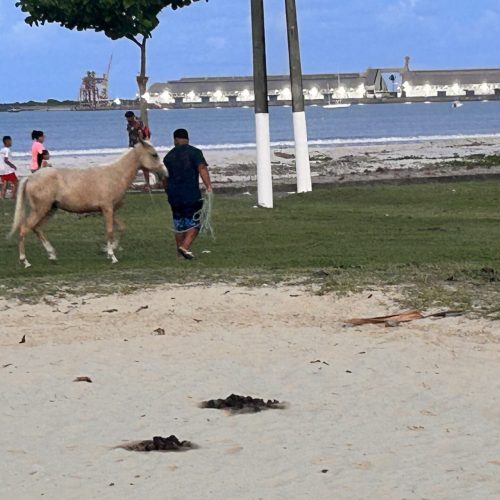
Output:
[5, 135, 499, 192]
[2, 93, 499, 112]
[24, 134, 500, 189]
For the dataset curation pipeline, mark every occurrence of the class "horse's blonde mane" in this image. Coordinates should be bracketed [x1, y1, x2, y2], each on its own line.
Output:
[101, 147, 137, 168]
[46, 142, 158, 174]
[101, 141, 156, 168]
[59, 148, 137, 173]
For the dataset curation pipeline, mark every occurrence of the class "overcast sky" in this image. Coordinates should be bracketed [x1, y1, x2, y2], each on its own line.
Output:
[1, 0, 500, 102]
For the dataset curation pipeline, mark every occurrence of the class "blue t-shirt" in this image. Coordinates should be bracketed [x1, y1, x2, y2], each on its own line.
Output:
[163, 144, 207, 206]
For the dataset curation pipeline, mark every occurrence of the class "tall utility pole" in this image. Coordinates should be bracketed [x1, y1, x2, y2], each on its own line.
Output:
[251, 0, 273, 208]
[285, 0, 312, 193]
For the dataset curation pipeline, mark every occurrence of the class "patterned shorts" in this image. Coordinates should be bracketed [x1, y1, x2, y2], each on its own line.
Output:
[171, 201, 203, 233]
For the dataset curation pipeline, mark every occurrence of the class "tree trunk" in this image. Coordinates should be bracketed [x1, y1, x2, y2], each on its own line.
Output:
[136, 37, 149, 126]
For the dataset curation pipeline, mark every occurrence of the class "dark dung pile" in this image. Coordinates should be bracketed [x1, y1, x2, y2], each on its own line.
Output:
[119, 435, 193, 452]
[200, 394, 285, 413]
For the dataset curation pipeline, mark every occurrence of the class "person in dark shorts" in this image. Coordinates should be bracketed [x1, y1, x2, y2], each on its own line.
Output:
[125, 111, 152, 190]
[163, 128, 212, 259]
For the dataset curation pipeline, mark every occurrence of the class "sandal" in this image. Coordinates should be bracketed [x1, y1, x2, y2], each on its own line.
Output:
[178, 247, 194, 260]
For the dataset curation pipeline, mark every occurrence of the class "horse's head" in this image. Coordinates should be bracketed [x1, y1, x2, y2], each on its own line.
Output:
[134, 139, 167, 177]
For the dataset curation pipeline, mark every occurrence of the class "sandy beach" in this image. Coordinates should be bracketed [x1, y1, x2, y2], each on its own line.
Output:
[1, 285, 499, 499]
[21, 135, 500, 190]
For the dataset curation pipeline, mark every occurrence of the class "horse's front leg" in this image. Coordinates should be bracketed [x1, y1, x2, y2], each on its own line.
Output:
[102, 207, 118, 264]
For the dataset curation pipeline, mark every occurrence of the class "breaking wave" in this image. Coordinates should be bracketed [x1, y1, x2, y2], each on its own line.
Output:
[11, 132, 500, 158]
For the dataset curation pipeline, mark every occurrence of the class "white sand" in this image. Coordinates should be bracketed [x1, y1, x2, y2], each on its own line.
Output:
[1, 285, 499, 499]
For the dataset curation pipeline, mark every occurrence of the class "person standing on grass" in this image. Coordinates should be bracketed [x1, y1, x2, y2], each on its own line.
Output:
[125, 111, 152, 191]
[0, 136, 18, 199]
[31, 130, 45, 173]
[163, 128, 212, 259]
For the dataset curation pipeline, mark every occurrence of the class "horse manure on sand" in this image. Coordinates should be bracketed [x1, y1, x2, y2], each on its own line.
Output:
[118, 435, 194, 452]
[200, 394, 286, 414]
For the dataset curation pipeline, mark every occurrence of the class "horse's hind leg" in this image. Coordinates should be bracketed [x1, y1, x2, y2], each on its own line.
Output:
[33, 214, 57, 261]
[18, 227, 31, 269]
[102, 207, 118, 264]
[18, 207, 51, 268]
[111, 216, 126, 251]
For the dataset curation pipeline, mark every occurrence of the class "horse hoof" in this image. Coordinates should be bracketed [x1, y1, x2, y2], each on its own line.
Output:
[49, 255, 57, 262]
[111, 259, 118, 264]
[22, 261, 31, 269]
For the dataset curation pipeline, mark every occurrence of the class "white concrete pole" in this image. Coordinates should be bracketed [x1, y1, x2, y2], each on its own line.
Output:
[292, 110, 311, 192]
[285, 0, 312, 193]
[255, 113, 273, 207]
[251, 0, 273, 208]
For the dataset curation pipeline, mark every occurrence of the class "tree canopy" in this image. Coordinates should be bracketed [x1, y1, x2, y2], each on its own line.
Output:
[15, 0, 206, 42]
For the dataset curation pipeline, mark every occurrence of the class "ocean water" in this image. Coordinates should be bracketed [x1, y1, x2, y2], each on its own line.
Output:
[1, 101, 500, 158]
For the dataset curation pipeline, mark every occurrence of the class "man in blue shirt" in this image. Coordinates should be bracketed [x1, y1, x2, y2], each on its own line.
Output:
[163, 129, 212, 259]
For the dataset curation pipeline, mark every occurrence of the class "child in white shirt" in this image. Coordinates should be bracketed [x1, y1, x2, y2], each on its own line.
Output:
[0, 136, 18, 200]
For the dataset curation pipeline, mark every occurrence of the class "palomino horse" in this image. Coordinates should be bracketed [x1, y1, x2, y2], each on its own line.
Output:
[10, 140, 166, 268]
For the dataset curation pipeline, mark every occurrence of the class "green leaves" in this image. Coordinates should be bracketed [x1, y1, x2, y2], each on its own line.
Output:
[15, 0, 207, 39]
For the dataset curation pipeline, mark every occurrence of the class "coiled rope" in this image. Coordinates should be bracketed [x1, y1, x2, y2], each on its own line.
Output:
[194, 191, 215, 240]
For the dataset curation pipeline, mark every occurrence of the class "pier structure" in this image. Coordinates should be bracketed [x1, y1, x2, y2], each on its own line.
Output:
[78, 71, 110, 109]
[77, 57, 112, 110]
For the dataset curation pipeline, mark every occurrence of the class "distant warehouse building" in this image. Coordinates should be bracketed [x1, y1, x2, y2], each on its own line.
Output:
[401, 68, 500, 98]
[148, 73, 368, 105]
[147, 57, 500, 107]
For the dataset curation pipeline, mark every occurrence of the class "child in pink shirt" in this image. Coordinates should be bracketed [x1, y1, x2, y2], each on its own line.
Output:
[31, 130, 45, 172]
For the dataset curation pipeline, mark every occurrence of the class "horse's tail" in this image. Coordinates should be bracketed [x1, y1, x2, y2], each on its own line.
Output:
[9, 177, 29, 239]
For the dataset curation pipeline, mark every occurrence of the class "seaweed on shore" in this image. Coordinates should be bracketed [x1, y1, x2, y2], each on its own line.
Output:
[200, 394, 286, 414]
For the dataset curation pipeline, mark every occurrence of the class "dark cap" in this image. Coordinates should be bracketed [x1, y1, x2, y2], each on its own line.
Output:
[173, 128, 189, 140]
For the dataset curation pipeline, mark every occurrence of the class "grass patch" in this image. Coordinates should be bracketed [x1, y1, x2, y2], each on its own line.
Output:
[437, 154, 500, 170]
[1, 180, 500, 314]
